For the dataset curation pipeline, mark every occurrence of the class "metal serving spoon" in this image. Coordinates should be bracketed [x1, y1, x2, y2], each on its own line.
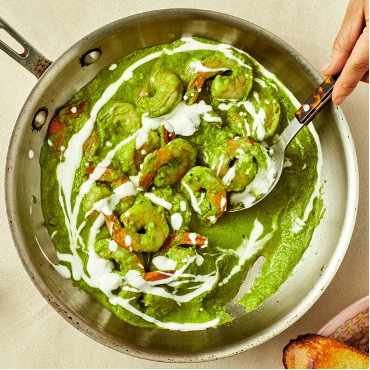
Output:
[230, 74, 340, 212]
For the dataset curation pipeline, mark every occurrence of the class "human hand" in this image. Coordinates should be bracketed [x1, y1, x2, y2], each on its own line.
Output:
[321, 0, 369, 105]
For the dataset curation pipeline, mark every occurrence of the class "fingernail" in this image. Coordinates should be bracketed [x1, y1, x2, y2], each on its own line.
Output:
[321, 58, 332, 72]
[334, 95, 346, 105]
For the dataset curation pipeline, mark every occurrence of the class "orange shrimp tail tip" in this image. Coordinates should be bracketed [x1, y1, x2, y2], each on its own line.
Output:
[162, 124, 176, 144]
[162, 231, 208, 251]
[210, 191, 228, 217]
[144, 270, 175, 282]
[48, 117, 65, 137]
[103, 212, 122, 235]
[85, 167, 129, 184]
[85, 166, 95, 175]
[138, 174, 154, 193]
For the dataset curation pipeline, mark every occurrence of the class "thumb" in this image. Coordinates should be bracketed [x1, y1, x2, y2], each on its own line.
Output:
[321, 0, 366, 75]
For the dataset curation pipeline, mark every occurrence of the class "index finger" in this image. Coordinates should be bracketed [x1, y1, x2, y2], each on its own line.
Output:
[332, 25, 369, 105]
[321, 0, 366, 76]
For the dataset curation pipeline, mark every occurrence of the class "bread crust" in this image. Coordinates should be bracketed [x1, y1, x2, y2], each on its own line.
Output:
[283, 334, 369, 369]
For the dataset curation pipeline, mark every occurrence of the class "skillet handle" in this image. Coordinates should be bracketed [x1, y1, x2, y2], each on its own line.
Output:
[295, 73, 340, 125]
[0, 17, 52, 79]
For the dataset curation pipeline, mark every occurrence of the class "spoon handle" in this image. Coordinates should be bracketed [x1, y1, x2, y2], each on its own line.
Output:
[295, 73, 340, 125]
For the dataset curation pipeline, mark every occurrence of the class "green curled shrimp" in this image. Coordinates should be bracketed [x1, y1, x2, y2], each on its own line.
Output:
[94, 238, 145, 276]
[83, 167, 135, 218]
[137, 70, 183, 118]
[138, 138, 197, 192]
[119, 131, 161, 176]
[185, 51, 254, 104]
[93, 238, 145, 300]
[226, 91, 281, 141]
[144, 187, 192, 232]
[84, 167, 136, 216]
[180, 166, 227, 225]
[83, 183, 111, 220]
[97, 102, 142, 142]
[103, 202, 170, 253]
[210, 137, 267, 192]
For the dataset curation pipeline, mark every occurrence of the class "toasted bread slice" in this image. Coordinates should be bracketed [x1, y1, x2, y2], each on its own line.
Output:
[283, 334, 369, 369]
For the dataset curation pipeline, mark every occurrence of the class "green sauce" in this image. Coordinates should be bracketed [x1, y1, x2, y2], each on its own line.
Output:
[40, 37, 323, 330]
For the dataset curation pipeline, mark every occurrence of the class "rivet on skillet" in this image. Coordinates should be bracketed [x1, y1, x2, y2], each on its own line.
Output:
[81, 48, 101, 66]
[32, 108, 48, 131]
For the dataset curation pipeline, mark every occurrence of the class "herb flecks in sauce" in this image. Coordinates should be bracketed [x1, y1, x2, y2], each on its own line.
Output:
[40, 37, 323, 330]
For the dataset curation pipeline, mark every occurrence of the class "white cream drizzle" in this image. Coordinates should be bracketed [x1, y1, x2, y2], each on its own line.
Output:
[109, 240, 118, 252]
[214, 154, 224, 176]
[202, 111, 222, 123]
[144, 192, 172, 210]
[188, 60, 228, 73]
[222, 166, 236, 186]
[188, 233, 198, 245]
[181, 182, 206, 215]
[35, 236, 71, 278]
[152, 256, 177, 271]
[141, 100, 214, 136]
[171, 213, 183, 230]
[254, 78, 266, 87]
[283, 159, 293, 168]
[241, 101, 266, 141]
[180, 201, 187, 212]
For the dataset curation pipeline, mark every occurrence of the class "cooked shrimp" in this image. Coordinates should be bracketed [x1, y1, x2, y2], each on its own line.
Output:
[47, 100, 90, 157]
[180, 166, 227, 225]
[185, 51, 254, 104]
[146, 231, 209, 281]
[85, 167, 135, 215]
[103, 202, 170, 253]
[83, 183, 112, 219]
[161, 231, 208, 251]
[119, 131, 161, 176]
[160, 122, 176, 145]
[82, 128, 100, 159]
[138, 138, 197, 192]
[47, 116, 67, 157]
[94, 238, 145, 275]
[227, 94, 281, 141]
[210, 137, 267, 192]
[97, 102, 142, 140]
[146, 187, 192, 231]
[85, 166, 130, 187]
[137, 70, 183, 118]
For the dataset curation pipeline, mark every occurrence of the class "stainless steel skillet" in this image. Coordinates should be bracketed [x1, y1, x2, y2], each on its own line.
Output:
[2, 9, 358, 362]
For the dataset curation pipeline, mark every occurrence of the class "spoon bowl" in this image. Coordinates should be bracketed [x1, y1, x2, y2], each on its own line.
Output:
[229, 74, 339, 212]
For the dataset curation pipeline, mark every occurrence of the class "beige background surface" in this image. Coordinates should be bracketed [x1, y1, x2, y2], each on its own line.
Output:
[0, 0, 368, 368]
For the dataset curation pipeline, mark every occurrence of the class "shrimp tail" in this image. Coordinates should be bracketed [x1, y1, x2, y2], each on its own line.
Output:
[86, 167, 129, 186]
[162, 231, 208, 251]
[144, 270, 175, 282]
[103, 213, 136, 252]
